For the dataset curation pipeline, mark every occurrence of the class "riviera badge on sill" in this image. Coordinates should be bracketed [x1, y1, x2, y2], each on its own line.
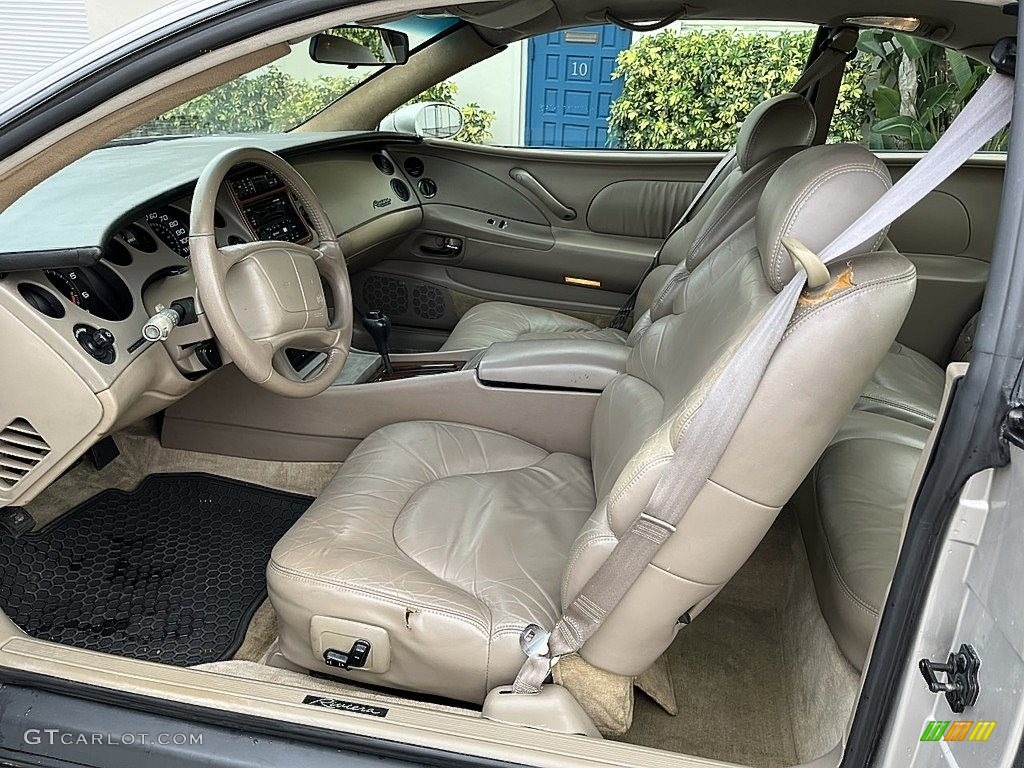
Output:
[302, 695, 389, 718]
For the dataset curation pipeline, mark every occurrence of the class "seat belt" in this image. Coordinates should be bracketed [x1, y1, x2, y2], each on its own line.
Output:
[791, 27, 859, 95]
[609, 30, 860, 331]
[609, 149, 734, 329]
[514, 71, 1015, 695]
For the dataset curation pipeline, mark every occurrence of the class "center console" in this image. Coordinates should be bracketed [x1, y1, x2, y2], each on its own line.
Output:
[163, 332, 630, 464]
[476, 339, 629, 392]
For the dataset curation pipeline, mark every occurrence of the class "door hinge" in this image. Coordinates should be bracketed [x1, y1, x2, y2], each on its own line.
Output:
[1001, 405, 1024, 449]
[919, 643, 981, 713]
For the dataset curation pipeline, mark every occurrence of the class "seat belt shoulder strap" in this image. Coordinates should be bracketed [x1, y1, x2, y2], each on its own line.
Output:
[514, 73, 1015, 695]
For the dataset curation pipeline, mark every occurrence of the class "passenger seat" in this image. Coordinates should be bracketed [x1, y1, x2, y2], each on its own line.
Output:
[439, 93, 818, 351]
[796, 315, 979, 670]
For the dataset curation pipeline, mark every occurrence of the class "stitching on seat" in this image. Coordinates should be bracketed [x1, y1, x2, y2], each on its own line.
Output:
[607, 454, 673, 517]
[809, 464, 883, 619]
[382, 448, 587, 681]
[267, 560, 491, 633]
[561, 533, 618, 606]
[769, 163, 890, 288]
[858, 394, 934, 421]
[771, 163, 890, 286]
[689, 158, 782, 265]
[783, 270, 916, 340]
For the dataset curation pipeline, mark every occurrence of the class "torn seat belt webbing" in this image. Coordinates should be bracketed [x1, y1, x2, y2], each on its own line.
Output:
[609, 33, 860, 331]
[514, 73, 1015, 695]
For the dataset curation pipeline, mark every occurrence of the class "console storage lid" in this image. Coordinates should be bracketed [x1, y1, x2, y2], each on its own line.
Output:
[476, 339, 630, 392]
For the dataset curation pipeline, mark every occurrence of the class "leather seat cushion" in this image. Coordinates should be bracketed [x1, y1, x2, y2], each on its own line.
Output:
[855, 342, 945, 428]
[439, 301, 626, 352]
[267, 420, 595, 703]
[797, 410, 930, 670]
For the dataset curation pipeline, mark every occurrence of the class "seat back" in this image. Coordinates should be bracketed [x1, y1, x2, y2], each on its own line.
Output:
[564, 144, 917, 675]
[629, 93, 817, 334]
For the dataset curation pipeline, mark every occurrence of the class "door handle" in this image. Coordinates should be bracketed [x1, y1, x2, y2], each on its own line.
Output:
[509, 167, 577, 221]
[418, 235, 463, 258]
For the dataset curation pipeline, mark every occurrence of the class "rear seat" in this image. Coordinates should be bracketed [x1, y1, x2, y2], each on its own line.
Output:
[796, 317, 978, 670]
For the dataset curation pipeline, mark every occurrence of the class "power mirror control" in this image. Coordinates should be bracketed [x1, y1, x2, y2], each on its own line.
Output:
[74, 324, 116, 364]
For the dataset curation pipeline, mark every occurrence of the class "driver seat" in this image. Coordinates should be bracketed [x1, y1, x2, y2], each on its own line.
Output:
[267, 144, 915, 704]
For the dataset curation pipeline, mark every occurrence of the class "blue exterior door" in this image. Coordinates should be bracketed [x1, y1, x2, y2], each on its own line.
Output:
[525, 25, 633, 148]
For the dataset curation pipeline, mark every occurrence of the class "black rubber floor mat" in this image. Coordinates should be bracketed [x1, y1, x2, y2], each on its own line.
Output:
[0, 473, 311, 666]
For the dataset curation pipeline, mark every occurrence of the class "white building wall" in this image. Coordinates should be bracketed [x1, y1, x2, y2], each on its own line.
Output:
[0, 0, 167, 91]
[0, 0, 91, 91]
[83, 0, 165, 38]
[447, 40, 526, 146]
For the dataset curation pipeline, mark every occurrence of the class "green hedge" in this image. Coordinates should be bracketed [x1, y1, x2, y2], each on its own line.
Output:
[608, 28, 999, 152]
[135, 67, 495, 143]
[607, 29, 868, 150]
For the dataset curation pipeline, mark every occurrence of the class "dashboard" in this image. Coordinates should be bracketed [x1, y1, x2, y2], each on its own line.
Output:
[0, 135, 428, 507]
[6, 140, 423, 374]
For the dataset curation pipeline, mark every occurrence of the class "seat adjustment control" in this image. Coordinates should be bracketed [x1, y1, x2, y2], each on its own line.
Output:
[323, 639, 371, 670]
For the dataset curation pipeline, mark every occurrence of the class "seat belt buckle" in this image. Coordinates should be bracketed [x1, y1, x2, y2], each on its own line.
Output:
[520, 624, 551, 659]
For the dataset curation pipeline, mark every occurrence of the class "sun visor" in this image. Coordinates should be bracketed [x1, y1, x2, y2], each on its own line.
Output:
[450, 0, 555, 29]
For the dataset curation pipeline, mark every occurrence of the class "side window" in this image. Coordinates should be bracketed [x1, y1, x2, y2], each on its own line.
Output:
[415, 22, 817, 149]
[834, 30, 1005, 151]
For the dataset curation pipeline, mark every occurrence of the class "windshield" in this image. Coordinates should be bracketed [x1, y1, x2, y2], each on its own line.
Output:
[119, 17, 456, 141]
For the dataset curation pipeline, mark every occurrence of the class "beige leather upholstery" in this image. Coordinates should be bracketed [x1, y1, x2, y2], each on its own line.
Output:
[440, 302, 627, 352]
[268, 421, 595, 703]
[798, 321, 965, 671]
[268, 144, 915, 702]
[796, 412, 931, 669]
[736, 93, 817, 172]
[439, 93, 817, 353]
[755, 144, 892, 291]
[856, 342, 945, 429]
[476, 339, 630, 391]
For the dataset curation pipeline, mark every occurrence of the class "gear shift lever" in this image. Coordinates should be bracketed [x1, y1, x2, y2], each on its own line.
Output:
[362, 310, 393, 375]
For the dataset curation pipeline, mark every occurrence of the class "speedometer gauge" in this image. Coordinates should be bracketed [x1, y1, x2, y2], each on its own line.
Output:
[144, 207, 191, 258]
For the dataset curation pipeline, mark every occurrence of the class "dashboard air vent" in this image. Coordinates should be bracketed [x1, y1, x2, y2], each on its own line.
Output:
[403, 157, 425, 178]
[0, 418, 51, 492]
[390, 179, 411, 202]
[372, 153, 395, 175]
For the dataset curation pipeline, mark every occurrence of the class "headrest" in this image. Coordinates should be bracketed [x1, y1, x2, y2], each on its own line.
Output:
[735, 93, 817, 172]
[755, 144, 892, 292]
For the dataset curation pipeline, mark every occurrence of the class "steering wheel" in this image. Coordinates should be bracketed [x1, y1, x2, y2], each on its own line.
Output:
[190, 147, 352, 398]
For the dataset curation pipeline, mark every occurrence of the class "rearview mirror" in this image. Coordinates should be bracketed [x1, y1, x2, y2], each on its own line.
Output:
[380, 102, 464, 140]
[309, 26, 410, 66]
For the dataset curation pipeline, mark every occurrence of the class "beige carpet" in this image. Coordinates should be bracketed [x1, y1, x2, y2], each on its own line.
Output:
[617, 510, 859, 767]
[25, 425, 858, 765]
[233, 599, 279, 663]
[24, 418, 340, 529]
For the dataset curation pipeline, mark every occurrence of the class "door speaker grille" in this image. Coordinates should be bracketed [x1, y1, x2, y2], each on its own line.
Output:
[361, 274, 409, 316]
[0, 418, 51, 492]
[412, 284, 446, 320]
